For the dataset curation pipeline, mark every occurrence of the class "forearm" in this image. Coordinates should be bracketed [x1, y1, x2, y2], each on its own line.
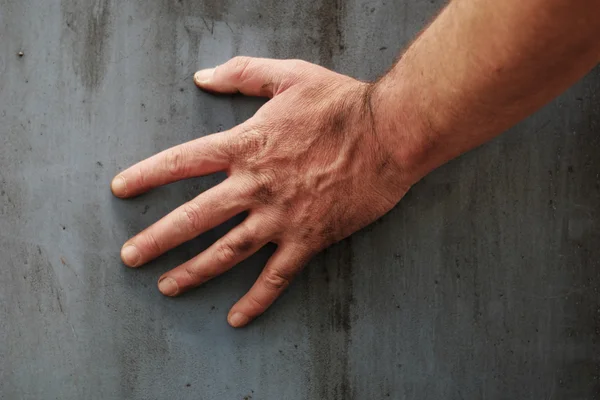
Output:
[373, 0, 600, 183]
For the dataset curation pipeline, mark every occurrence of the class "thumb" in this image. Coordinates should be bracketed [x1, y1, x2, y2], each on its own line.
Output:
[194, 56, 297, 98]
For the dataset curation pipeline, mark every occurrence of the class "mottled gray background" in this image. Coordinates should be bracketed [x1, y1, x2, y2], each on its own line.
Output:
[0, 1, 599, 399]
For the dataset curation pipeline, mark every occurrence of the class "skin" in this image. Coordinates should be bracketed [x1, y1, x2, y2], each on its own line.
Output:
[112, 0, 600, 328]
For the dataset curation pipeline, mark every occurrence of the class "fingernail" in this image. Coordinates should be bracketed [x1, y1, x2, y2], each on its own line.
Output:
[111, 175, 127, 197]
[228, 312, 250, 328]
[121, 244, 141, 267]
[158, 277, 179, 296]
[194, 68, 215, 85]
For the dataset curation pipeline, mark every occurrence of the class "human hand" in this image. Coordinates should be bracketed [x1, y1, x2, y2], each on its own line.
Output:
[111, 57, 415, 327]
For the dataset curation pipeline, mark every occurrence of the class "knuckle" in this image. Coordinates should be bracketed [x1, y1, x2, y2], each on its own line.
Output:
[228, 56, 253, 81]
[262, 268, 290, 292]
[144, 231, 162, 255]
[235, 171, 278, 205]
[288, 59, 308, 69]
[184, 264, 200, 280]
[215, 240, 238, 265]
[255, 168, 278, 188]
[257, 167, 277, 186]
[247, 293, 268, 312]
[248, 169, 278, 204]
[134, 166, 146, 191]
[233, 225, 256, 253]
[236, 128, 267, 157]
[229, 55, 251, 66]
[178, 202, 205, 234]
[287, 59, 316, 78]
[184, 264, 210, 285]
[165, 146, 188, 178]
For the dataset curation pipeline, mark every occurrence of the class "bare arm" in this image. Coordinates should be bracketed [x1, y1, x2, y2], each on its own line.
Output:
[112, 0, 600, 327]
[375, 0, 600, 184]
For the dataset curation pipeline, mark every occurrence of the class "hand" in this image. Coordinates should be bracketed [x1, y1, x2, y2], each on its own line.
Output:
[111, 57, 412, 327]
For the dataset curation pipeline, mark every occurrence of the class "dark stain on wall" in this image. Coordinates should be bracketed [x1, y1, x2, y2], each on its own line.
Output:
[307, 237, 355, 399]
[316, 0, 346, 68]
[62, 0, 113, 91]
[83, 0, 112, 90]
[173, 0, 232, 22]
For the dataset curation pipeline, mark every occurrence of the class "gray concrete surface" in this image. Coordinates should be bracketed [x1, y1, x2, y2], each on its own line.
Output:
[1, 1, 599, 399]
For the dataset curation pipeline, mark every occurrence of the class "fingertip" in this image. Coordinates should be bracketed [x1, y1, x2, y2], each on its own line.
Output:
[194, 68, 215, 87]
[111, 174, 128, 198]
[121, 244, 141, 267]
[228, 311, 250, 328]
[158, 276, 179, 297]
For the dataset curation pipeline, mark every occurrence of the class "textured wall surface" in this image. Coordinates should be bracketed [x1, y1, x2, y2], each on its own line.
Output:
[1, 1, 599, 399]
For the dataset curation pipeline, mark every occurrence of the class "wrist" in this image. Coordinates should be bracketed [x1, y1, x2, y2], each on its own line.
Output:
[367, 74, 440, 187]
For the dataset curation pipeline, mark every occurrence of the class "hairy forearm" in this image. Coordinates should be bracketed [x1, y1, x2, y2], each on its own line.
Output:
[373, 0, 600, 183]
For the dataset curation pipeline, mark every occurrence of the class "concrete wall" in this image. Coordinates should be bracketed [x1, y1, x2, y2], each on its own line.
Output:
[0, 1, 598, 399]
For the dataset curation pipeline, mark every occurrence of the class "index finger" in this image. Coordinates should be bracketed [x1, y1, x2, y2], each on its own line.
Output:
[111, 131, 233, 198]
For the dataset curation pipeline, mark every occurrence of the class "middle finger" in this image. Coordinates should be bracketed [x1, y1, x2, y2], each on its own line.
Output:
[120, 176, 252, 267]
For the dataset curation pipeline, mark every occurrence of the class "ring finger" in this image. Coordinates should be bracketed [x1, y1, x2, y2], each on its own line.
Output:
[156, 212, 276, 296]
